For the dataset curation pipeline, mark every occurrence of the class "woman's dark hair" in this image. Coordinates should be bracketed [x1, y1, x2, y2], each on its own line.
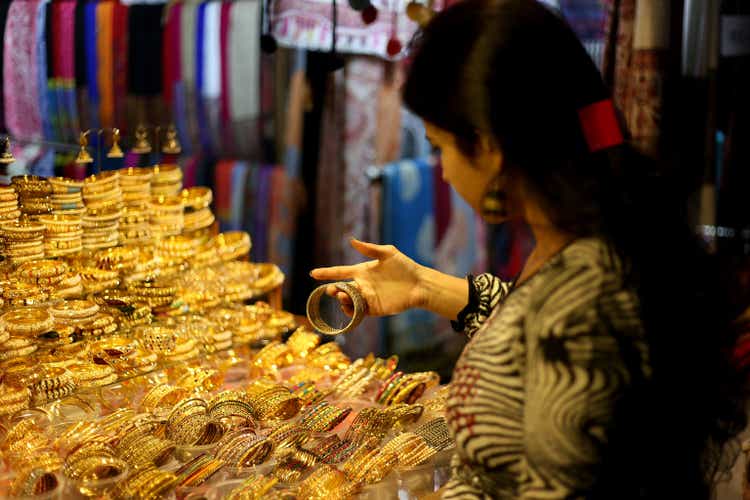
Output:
[404, 0, 747, 497]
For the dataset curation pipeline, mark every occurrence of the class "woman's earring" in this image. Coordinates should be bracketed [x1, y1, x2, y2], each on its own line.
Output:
[481, 177, 508, 224]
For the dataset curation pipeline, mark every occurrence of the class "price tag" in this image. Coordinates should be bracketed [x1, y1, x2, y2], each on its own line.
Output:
[721, 16, 750, 57]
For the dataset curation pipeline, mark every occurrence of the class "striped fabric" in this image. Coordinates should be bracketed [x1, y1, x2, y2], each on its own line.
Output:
[444, 238, 650, 498]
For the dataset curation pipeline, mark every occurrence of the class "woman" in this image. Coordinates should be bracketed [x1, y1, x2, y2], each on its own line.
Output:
[312, 1, 746, 498]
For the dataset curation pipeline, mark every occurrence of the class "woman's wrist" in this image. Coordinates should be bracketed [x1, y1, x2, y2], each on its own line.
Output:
[414, 266, 469, 320]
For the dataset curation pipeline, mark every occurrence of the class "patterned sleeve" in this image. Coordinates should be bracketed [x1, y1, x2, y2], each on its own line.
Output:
[451, 273, 512, 338]
[519, 267, 650, 499]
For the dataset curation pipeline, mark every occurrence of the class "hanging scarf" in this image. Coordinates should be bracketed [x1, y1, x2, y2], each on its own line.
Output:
[96, 0, 114, 128]
[112, 0, 128, 131]
[273, 0, 417, 60]
[4, 0, 43, 140]
[42, 0, 57, 141]
[180, 1, 199, 151]
[195, 1, 209, 153]
[0, 0, 11, 133]
[168, 3, 191, 156]
[228, 0, 261, 158]
[60, 0, 78, 141]
[162, 1, 181, 107]
[381, 158, 438, 357]
[202, 1, 221, 153]
[219, 1, 231, 150]
[85, 0, 100, 129]
[37, 0, 52, 140]
[230, 161, 249, 231]
[128, 4, 164, 96]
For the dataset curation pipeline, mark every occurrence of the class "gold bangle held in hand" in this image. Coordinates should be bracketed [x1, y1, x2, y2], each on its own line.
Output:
[306, 281, 367, 335]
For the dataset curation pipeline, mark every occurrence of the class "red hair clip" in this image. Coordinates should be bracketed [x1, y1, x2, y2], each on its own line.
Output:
[577, 99, 624, 152]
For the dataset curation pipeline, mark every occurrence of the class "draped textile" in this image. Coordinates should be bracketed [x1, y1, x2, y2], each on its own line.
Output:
[273, 0, 417, 60]
[0, 0, 11, 132]
[202, 1, 221, 153]
[85, 0, 99, 129]
[96, 0, 114, 128]
[381, 158, 438, 356]
[180, 2, 199, 153]
[128, 4, 164, 96]
[219, 1, 231, 151]
[37, 0, 52, 140]
[53, 0, 78, 142]
[604, 0, 672, 158]
[228, 0, 261, 158]
[112, 0, 128, 131]
[4, 0, 44, 140]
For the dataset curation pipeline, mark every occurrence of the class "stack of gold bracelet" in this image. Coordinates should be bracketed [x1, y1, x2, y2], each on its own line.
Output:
[267, 421, 311, 451]
[376, 371, 440, 406]
[10, 451, 62, 497]
[149, 194, 184, 238]
[39, 213, 83, 256]
[286, 327, 321, 360]
[120, 167, 152, 210]
[12, 175, 53, 219]
[380, 432, 437, 468]
[245, 382, 301, 421]
[95, 246, 139, 276]
[181, 186, 215, 232]
[0, 383, 30, 415]
[175, 366, 223, 392]
[116, 465, 178, 499]
[79, 267, 120, 294]
[0, 184, 20, 223]
[214, 431, 273, 467]
[250, 340, 293, 377]
[82, 206, 122, 250]
[82, 171, 122, 212]
[207, 390, 255, 424]
[140, 383, 189, 413]
[67, 362, 118, 389]
[306, 342, 352, 375]
[165, 398, 221, 445]
[298, 401, 352, 433]
[414, 417, 454, 452]
[227, 474, 279, 499]
[119, 205, 151, 246]
[151, 164, 183, 196]
[0, 219, 46, 263]
[28, 366, 77, 405]
[64, 440, 127, 482]
[116, 433, 176, 467]
[297, 465, 356, 500]
[174, 453, 224, 488]
[48, 176, 85, 215]
[212, 231, 251, 261]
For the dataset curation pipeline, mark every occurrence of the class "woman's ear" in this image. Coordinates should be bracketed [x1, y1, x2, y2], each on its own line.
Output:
[476, 133, 504, 176]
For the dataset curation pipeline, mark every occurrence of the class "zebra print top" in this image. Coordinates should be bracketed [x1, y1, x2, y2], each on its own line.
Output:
[444, 238, 651, 499]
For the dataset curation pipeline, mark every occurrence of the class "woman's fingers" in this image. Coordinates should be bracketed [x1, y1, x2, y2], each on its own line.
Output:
[310, 264, 360, 281]
[350, 239, 396, 260]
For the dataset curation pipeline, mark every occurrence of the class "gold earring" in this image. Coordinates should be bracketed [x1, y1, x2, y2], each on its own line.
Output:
[0, 137, 15, 165]
[131, 125, 152, 154]
[75, 132, 93, 164]
[107, 128, 124, 158]
[161, 124, 181, 155]
[480, 176, 508, 224]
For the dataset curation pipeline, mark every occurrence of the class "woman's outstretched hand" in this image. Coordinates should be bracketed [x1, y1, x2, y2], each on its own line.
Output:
[310, 239, 426, 317]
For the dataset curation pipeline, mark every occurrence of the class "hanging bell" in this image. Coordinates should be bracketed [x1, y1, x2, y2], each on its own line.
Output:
[107, 128, 124, 158]
[0, 137, 15, 165]
[161, 125, 182, 155]
[406, 1, 434, 26]
[75, 132, 93, 164]
[131, 125, 152, 154]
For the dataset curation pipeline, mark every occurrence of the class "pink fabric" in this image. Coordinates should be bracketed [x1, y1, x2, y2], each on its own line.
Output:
[57, 1, 76, 79]
[4, 0, 43, 140]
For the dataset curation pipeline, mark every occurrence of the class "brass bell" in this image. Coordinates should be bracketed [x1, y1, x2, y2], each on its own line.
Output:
[107, 128, 124, 159]
[406, 0, 435, 26]
[161, 125, 182, 155]
[75, 132, 94, 165]
[0, 137, 15, 165]
[131, 125, 152, 154]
